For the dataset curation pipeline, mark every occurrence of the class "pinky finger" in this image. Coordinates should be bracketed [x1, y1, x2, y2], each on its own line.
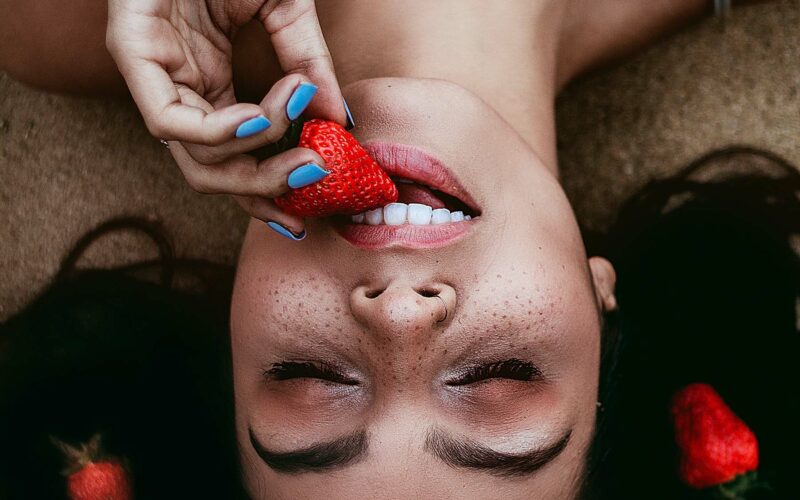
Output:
[233, 195, 306, 241]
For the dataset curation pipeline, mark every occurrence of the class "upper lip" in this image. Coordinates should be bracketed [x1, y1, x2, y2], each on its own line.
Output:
[362, 142, 482, 215]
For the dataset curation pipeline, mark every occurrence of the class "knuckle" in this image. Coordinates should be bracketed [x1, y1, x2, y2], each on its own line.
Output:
[183, 171, 214, 194]
[145, 121, 167, 140]
[190, 147, 223, 166]
[263, 184, 286, 199]
[202, 129, 227, 147]
[256, 165, 289, 199]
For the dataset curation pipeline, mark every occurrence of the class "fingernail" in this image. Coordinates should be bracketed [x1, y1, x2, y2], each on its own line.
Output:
[343, 98, 355, 130]
[286, 82, 318, 121]
[287, 163, 330, 189]
[267, 221, 306, 241]
[236, 116, 271, 138]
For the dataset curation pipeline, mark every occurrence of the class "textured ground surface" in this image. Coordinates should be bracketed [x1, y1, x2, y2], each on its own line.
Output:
[1, 1, 799, 320]
[558, 0, 800, 232]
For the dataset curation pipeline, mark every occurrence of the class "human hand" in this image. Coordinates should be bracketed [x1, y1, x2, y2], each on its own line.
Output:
[106, 0, 349, 238]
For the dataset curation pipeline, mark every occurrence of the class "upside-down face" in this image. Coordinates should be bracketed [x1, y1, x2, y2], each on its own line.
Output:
[231, 78, 617, 499]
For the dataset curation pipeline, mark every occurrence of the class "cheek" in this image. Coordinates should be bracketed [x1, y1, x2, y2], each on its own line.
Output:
[231, 264, 349, 352]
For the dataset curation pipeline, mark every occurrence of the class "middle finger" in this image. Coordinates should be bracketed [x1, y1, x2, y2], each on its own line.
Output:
[183, 75, 317, 165]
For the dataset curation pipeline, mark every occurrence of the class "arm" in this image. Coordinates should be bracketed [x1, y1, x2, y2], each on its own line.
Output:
[0, 0, 126, 95]
[557, 0, 772, 89]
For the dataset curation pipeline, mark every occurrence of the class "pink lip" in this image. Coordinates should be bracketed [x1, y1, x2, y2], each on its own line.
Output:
[333, 143, 480, 250]
[336, 221, 474, 250]
[362, 142, 481, 213]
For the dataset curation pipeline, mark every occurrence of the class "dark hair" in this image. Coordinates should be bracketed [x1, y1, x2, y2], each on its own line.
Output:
[587, 147, 800, 499]
[3, 148, 798, 499]
[0, 218, 245, 499]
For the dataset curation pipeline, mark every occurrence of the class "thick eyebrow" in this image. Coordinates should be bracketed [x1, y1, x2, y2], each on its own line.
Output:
[424, 427, 572, 478]
[249, 428, 368, 474]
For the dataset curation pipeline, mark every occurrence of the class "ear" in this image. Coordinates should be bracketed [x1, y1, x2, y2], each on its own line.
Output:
[588, 257, 617, 312]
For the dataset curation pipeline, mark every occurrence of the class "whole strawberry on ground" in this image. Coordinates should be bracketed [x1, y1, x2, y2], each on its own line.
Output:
[671, 383, 763, 498]
[51, 433, 133, 500]
[275, 119, 398, 217]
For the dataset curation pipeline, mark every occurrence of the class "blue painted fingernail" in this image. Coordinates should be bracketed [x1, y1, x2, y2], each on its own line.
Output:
[286, 82, 318, 121]
[267, 221, 306, 241]
[287, 163, 330, 189]
[343, 98, 355, 130]
[236, 116, 271, 138]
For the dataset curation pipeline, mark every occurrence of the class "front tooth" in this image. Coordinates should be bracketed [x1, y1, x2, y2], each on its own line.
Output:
[450, 211, 465, 222]
[431, 208, 451, 225]
[351, 213, 365, 223]
[407, 203, 433, 225]
[365, 208, 383, 225]
[383, 203, 408, 225]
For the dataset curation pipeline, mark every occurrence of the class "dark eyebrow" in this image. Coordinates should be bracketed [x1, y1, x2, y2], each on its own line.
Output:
[424, 427, 572, 478]
[249, 428, 368, 474]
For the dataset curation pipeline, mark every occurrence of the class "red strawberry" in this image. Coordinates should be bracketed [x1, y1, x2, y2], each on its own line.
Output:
[68, 461, 132, 500]
[671, 383, 759, 490]
[52, 434, 133, 500]
[275, 119, 398, 217]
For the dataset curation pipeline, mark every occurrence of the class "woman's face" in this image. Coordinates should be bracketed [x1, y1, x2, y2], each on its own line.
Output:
[231, 78, 616, 499]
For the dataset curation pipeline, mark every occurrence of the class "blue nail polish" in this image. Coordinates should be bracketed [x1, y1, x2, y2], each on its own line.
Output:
[286, 82, 318, 121]
[287, 163, 330, 189]
[343, 98, 355, 130]
[236, 116, 271, 138]
[267, 221, 306, 241]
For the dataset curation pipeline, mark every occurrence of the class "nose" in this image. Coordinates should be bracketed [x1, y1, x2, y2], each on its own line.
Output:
[350, 281, 456, 342]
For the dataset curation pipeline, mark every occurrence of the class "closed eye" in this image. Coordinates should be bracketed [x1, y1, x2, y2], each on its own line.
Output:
[447, 359, 542, 386]
[265, 361, 359, 385]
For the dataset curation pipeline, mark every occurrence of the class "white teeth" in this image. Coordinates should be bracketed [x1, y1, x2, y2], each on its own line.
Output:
[354, 205, 474, 225]
[407, 203, 433, 225]
[365, 208, 383, 225]
[383, 203, 408, 225]
[431, 208, 451, 225]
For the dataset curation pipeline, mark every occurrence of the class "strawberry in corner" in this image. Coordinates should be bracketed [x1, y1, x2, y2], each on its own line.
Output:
[671, 383, 767, 499]
[275, 119, 398, 217]
[51, 433, 133, 500]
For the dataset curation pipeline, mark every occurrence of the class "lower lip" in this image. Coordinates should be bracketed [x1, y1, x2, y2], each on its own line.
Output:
[335, 220, 475, 249]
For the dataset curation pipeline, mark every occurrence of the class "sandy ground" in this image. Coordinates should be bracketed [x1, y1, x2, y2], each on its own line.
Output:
[1, 1, 799, 321]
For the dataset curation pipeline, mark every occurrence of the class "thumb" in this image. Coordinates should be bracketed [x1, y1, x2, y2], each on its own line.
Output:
[259, 0, 347, 125]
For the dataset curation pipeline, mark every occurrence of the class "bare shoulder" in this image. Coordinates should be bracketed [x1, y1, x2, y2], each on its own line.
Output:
[556, 0, 711, 88]
[0, 0, 125, 95]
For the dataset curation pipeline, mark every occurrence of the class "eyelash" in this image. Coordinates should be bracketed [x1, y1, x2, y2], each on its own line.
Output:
[449, 359, 541, 386]
[265, 361, 359, 385]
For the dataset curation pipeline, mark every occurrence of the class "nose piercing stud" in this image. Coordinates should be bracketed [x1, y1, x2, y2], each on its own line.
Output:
[435, 295, 448, 323]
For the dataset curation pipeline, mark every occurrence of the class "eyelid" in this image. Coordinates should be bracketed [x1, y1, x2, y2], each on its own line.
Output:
[265, 360, 360, 385]
[446, 359, 542, 386]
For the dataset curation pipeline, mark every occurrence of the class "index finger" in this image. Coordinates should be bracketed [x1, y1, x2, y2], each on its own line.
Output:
[259, 0, 347, 125]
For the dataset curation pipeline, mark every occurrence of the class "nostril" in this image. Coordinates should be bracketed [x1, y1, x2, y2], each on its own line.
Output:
[416, 287, 440, 298]
[365, 288, 385, 299]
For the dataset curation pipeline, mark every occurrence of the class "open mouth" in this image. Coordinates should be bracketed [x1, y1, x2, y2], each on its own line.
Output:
[346, 142, 482, 227]
[349, 177, 479, 226]
[333, 143, 482, 249]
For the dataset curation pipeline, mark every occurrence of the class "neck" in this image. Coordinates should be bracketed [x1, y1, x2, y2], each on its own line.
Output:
[319, 1, 566, 172]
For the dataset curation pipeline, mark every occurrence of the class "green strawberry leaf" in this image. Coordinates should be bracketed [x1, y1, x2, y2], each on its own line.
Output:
[251, 117, 308, 162]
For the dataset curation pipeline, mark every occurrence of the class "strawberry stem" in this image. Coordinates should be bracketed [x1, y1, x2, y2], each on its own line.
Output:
[710, 471, 770, 500]
[50, 433, 108, 476]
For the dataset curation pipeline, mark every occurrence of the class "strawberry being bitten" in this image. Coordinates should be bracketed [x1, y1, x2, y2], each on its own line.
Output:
[671, 383, 761, 497]
[51, 434, 133, 500]
[275, 119, 398, 217]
